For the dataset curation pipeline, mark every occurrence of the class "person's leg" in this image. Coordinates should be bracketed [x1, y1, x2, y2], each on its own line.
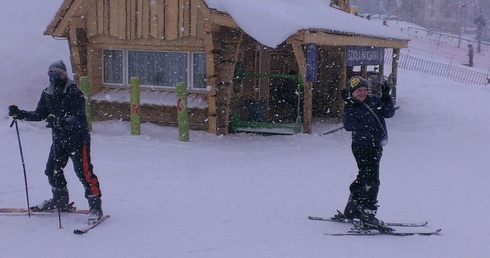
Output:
[35, 144, 70, 210]
[70, 143, 102, 210]
[349, 143, 382, 211]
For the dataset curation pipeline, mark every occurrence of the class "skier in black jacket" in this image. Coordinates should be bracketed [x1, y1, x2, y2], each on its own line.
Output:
[333, 76, 395, 232]
[8, 60, 103, 225]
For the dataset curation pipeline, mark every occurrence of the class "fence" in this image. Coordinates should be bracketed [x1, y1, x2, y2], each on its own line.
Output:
[386, 26, 490, 85]
[399, 53, 489, 84]
[402, 26, 490, 51]
[384, 50, 490, 85]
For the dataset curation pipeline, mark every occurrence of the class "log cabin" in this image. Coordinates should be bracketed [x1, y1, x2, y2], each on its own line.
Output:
[44, 0, 409, 135]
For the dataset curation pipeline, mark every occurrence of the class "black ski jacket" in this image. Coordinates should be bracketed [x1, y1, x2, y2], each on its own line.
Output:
[343, 94, 395, 147]
[23, 81, 90, 147]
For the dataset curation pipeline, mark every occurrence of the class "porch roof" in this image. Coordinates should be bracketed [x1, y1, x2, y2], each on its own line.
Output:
[204, 0, 410, 48]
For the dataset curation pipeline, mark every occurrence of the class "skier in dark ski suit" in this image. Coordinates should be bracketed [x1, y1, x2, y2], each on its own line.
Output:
[333, 76, 395, 232]
[8, 60, 103, 225]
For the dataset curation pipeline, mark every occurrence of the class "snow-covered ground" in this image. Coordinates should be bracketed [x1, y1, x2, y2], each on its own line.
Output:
[1, 1, 490, 258]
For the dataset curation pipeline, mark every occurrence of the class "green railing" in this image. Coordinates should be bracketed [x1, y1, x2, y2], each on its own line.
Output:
[229, 73, 303, 134]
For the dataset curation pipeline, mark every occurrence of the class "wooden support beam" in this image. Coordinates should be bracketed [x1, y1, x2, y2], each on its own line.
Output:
[293, 31, 409, 49]
[204, 30, 218, 134]
[215, 29, 243, 135]
[338, 46, 347, 116]
[391, 48, 400, 104]
[291, 43, 312, 134]
[258, 47, 270, 106]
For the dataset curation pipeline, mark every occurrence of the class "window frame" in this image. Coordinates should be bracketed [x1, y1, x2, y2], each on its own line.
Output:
[102, 49, 207, 90]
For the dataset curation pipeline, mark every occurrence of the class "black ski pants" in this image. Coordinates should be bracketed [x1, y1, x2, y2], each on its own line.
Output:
[45, 141, 101, 198]
[348, 142, 383, 210]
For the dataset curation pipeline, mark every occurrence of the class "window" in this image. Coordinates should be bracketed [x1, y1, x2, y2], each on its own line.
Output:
[103, 49, 123, 84]
[192, 53, 207, 89]
[128, 51, 188, 87]
[102, 49, 207, 89]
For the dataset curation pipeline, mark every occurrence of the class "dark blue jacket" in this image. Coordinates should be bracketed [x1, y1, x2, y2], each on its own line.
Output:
[343, 94, 395, 147]
[24, 81, 90, 147]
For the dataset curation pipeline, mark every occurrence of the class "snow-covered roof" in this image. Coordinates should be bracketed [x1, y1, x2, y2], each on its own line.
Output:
[204, 0, 410, 48]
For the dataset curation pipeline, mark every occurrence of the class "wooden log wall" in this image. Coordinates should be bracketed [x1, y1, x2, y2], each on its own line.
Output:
[91, 101, 208, 130]
[85, 0, 204, 40]
[211, 27, 243, 135]
[314, 46, 343, 117]
[68, 28, 88, 83]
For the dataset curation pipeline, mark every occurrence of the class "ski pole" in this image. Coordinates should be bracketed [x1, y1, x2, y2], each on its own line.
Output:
[57, 202, 62, 229]
[49, 131, 63, 229]
[10, 119, 31, 218]
[49, 127, 63, 229]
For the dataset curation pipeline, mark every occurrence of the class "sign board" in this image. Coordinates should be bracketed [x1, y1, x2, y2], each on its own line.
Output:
[346, 46, 384, 66]
[306, 44, 318, 82]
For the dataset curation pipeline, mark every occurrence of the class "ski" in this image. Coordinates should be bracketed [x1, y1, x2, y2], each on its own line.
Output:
[73, 214, 110, 235]
[308, 216, 428, 227]
[324, 228, 442, 236]
[0, 202, 89, 215]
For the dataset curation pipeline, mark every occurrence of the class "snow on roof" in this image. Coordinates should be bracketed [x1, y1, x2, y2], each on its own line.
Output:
[204, 0, 410, 48]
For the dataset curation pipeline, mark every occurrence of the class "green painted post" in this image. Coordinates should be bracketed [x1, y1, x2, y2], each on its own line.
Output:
[80, 76, 92, 131]
[176, 82, 189, 141]
[130, 77, 141, 135]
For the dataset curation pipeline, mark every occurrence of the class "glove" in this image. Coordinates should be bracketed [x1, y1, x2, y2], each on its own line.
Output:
[341, 89, 354, 105]
[8, 105, 27, 119]
[381, 81, 391, 100]
[46, 114, 65, 128]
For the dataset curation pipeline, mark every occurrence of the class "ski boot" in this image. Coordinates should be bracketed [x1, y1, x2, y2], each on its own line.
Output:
[332, 196, 363, 222]
[88, 195, 103, 225]
[342, 199, 361, 221]
[30, 187, 70, 211]
[354, 208, 394, 233]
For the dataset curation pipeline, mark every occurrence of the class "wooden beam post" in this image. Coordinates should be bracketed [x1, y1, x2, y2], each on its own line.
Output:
[291, 43, 312, 134]
[203, 26, 218, 134]
[392, 48, 400, 104]
[339, 46, 347, 117]
[215, 28, 243, 135]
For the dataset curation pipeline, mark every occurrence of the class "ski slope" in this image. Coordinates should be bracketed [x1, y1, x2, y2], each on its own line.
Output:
[1, 2, 490, 258]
